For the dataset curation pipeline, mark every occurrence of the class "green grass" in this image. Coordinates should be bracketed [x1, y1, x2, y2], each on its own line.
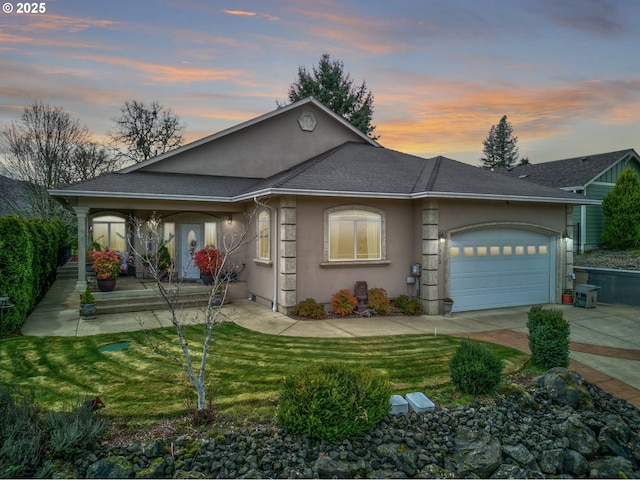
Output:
[0, 323, 528, 422]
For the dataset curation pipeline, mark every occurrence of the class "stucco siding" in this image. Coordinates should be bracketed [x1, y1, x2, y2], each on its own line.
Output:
[295, 197, 416, 306]
[139, 105, 365, 178]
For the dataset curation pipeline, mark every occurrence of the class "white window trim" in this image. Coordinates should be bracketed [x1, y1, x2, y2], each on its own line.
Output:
[323, 205, 387, 265]
[256, 208, 271, 262]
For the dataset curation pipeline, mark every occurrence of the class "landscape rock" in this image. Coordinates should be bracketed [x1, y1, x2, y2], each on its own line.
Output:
[535, 367, 592, 408]
[66, 369, 639, 479]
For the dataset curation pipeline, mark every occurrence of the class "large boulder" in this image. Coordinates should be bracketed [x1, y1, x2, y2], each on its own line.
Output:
[556, 414, 599, 457]
[444, 427, 502, 478]
[535, 368, 592, 409]
[86, 456, 133, 479]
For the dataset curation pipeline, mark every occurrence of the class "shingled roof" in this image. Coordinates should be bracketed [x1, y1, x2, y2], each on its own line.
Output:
[494, 149, 639, 189]
[51, 142, 596, 205]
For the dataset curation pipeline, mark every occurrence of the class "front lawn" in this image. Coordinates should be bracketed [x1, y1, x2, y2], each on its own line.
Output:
[0, 322, 528, 422]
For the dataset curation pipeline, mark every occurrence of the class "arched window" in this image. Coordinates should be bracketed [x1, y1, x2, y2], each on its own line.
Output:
[327, 208, 383, 261]
[257, 210, 270, 260]
[91, 215, 126, 251]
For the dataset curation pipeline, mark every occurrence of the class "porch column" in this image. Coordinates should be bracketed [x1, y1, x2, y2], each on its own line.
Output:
[278, 196, 297, 312]
[421, 199, 439, 315]
[565, 205, 575, 293]
[74, 206, 90, 292]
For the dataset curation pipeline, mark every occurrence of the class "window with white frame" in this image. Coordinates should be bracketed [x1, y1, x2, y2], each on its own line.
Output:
[92, 215, 126, 251]
[327, 208, 383, 261]
[257, 210, 270, 260]
[204, 222, 218, 248]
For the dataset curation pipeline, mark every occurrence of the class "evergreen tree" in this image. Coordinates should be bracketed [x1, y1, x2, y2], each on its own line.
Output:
[601, 167, 640, 249]
[481, 115, 519, 168]
[279, 53, 377, 139]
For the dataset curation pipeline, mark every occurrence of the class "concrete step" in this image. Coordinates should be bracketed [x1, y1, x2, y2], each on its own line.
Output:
[92, 286, 213, 315]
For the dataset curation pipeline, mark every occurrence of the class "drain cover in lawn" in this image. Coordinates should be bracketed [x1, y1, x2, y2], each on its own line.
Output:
[99, 342, 131, 353]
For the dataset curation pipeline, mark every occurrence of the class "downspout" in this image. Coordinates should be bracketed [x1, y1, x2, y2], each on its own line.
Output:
[254, 197, 278, 312]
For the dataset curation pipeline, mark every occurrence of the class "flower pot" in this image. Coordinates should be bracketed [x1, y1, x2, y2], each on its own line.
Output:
[443, 301, 454, 317]
[200, 273, 214, 286]
[97, 278, 116, 292]
[562, 293, 573, 304]
[80, 302, 96, 320]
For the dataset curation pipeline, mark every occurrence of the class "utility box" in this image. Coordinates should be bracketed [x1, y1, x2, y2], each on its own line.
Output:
[405, 392, 435, 413]
[575, 284, 600, 308]
[389, 395, 408, 415]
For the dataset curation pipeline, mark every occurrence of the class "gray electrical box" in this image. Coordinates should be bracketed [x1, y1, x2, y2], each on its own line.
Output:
[575, 284, 600, 308]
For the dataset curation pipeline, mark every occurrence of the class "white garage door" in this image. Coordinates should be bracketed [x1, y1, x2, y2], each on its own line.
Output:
[450, 228, 555, 312]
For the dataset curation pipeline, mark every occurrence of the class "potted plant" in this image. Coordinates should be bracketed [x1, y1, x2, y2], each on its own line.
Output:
[91, 249, 122, 291]
[193, 246, 225, 286]
[80, 285, 96, 320]
[442, 297, 454, 317]
[562, 289, 573, 304]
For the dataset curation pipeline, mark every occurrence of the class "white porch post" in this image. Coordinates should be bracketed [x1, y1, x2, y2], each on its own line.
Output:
[74, 206, 90, 292]
[279, 196, 297, 312]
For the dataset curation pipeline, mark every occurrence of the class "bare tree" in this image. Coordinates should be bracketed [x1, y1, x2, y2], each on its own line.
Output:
[128, 211, 254, 411]
[109, 100, 185, 164]
[0, 101, 118, 219]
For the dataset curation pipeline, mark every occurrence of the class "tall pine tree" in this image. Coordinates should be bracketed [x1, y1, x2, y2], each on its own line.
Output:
[481, 115, 519, 168]
[279, 53, 377, 139]
[601, 167, 640, 249]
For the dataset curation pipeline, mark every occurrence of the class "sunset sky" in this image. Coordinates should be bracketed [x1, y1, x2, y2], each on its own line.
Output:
[1, 0, 639, 165]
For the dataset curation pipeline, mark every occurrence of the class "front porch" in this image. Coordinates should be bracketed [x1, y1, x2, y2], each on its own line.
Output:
[63, 262, 248, 315]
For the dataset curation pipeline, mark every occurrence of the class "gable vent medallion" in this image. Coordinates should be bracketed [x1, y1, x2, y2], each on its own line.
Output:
[298, 111, 317, 132]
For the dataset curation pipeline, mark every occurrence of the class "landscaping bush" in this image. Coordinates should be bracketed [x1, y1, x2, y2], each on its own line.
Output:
[368, 287, 390, 315]
[292, 298, 326, 319]
[0, 215, 35, 336]
[330, 289, 357, 317]
[601, 167, 640, 249]
[391, 294, 422, 315]
[277, 363, 391, 441]
[45, 400, 109, 458]
[449, 339, 504, 395]
[0, 215, 68, 337]
[527, 306, 570, 369]
[0, 386, 45, 477]
[0, 386, 107, 477]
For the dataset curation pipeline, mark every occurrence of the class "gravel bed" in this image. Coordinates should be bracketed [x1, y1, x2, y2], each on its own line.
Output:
[574, 249, 640, 271]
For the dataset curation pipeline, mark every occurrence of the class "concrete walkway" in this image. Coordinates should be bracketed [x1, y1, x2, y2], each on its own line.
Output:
[21, 277, 640, 408]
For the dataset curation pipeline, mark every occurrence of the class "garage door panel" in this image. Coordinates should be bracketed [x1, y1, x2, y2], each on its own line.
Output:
[450, 229, 555, 311]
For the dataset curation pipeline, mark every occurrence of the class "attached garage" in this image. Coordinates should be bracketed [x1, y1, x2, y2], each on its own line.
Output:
[449, 228, 556, 312]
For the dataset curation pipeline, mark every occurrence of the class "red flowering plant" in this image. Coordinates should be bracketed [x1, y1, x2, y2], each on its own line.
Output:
[193, 246, 225, 275]
[91, 249, 123, 279]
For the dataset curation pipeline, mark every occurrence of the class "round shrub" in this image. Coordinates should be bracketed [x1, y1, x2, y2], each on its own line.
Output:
[391, 294, 422, 315]
[292, 298, 326, 319]
[368, 287, 390, 315]
[330, 289, 357, 317]
[277, 363, 391, 442]
[450, 339, 504, 395]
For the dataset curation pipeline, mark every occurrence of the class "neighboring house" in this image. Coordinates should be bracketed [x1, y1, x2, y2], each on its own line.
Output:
[0, 174, 32, 216]
[49, 98, 598, 314]
[495, 149, 640, 252]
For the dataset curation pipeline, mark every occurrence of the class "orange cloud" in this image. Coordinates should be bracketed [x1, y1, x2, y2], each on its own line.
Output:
[7, 13, 120, 33]
[71, 54, 251, 85]
[221, 9, 279, 21]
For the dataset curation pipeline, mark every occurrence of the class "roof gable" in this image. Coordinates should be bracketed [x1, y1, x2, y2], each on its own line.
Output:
[121, 97, 379, 179]
[495, 149, 639, 189]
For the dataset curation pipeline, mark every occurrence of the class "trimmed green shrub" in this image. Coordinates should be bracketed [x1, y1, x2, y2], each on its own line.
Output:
[0, 216, 69, 336]
[277, 363, 391, 441]
[330, 289, 357, 317]
[292, 298, 326, 319]
[368, 287, 390, 315]
[391, 294, 422, 315]
[450, 340, 504, 395]
[0, 215, 34, 336]
[527, 306, 570, 368]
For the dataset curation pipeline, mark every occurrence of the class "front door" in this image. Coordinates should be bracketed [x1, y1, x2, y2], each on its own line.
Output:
[180, 224, 202, 279]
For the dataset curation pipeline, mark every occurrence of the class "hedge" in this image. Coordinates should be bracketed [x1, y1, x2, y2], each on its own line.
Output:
[0, 215, 68, 337]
